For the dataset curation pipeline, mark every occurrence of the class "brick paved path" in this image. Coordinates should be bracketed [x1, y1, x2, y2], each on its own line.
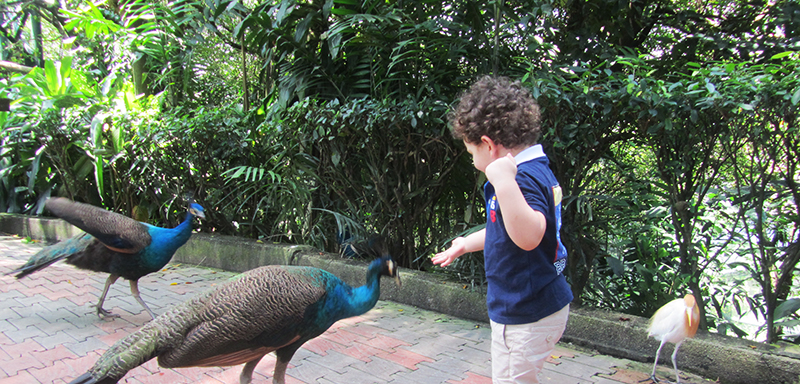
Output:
[0, 235, 716, 384]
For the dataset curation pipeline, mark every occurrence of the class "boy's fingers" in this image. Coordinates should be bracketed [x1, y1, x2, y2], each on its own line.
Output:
[431, 254, 450, 267]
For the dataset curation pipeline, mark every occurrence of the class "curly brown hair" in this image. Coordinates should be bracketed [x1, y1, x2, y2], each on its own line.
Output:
[449, 75, 542, 148]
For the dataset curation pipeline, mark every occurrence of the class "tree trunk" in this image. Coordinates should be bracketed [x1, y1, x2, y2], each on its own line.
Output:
[673, 198, 708, 331]
[241, 33, 249, 111]
[132, 57, 146, 96]
[32, 12, 43, 67]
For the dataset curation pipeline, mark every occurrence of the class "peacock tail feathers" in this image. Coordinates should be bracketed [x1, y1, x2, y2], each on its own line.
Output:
[45, 198, 152, 254]
[7, 233, 95, 278]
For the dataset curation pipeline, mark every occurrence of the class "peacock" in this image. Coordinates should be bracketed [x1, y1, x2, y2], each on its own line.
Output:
[7, 197, 205, 320]
[66, 239, 401, 384]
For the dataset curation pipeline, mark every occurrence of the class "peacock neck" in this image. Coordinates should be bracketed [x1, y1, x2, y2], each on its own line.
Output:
[142, 212, 196, 267]
[164, 211, 195, 243]
[338, 260, 383, 318]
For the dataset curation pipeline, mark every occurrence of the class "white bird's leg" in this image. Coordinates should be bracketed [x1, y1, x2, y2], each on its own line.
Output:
[647, 339, 667, 383]
[671, 340, 684, 383]
[96, 274, 120, 318]
[239, 356, 264, 384]
[129, 279, 157, 320]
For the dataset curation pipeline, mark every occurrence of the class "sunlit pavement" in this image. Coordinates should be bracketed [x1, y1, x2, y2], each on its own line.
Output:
[0, 235, 717, 384]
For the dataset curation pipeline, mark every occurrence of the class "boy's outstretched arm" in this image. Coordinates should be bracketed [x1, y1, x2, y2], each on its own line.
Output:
[432, 229, 486, 267]
[485, 153, 546, 251]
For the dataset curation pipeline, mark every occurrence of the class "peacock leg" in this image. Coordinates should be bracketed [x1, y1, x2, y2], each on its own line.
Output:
[239, 356, 264, 384]
[271, 359, 289, 384]
[273, 347, 299, 384]
[129, 279, 157, 319]
[96, 274, 121, 318]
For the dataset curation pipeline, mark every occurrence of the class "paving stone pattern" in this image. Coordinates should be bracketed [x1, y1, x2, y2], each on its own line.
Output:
[0, 236, 718, 384]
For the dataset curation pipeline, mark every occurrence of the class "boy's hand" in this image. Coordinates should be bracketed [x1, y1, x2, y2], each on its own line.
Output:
[485, 153, 517, 186]
[431, 237, 466, 267]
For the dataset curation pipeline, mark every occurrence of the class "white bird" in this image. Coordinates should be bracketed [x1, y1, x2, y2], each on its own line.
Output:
[646, 294, 700, 383]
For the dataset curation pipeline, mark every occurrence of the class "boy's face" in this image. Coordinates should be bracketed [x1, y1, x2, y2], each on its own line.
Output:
[464, 139, 494, 173]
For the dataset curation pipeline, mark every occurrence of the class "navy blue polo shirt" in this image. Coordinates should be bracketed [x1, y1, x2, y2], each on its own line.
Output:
[483, 144, 573, 324]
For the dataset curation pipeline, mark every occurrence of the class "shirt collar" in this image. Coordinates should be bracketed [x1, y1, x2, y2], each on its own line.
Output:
[514, 144, 545, 164]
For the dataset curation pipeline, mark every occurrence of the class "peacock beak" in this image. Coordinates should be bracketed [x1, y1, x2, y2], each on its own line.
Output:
[388, 260, 401, 287]
[191, 208, 206, 219]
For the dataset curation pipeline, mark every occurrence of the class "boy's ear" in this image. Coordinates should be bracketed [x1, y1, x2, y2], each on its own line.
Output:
[480, 135, 495, 149]
[481, 135, 500, 156]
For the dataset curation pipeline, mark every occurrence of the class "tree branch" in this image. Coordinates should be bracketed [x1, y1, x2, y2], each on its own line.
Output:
[0, 60, 33, 73]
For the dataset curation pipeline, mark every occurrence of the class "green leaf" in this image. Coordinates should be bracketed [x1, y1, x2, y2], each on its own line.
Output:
[275, 0, 291, 25]
[727, 322, 749, 338]
[775, 299, 800, 320]
[95, 156, 104, 201]
[791, 88, 800, 106]
[44, 60, 60, 95]
[90, 115, 104, 148]
[295, 13, 314, 42]
[770, 51, 794, 60]
[229, 166, 246, 178]
[70, 71, 96, 97]
[59, 57, 73, 94]
[27, 151, 43, 192]
[332, 8, 357, 15]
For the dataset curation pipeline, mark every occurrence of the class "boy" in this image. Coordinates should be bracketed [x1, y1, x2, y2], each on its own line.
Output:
[432, 75, 573, 384]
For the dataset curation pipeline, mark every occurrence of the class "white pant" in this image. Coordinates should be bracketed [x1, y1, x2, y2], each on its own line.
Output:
[490, 304, 570, 384]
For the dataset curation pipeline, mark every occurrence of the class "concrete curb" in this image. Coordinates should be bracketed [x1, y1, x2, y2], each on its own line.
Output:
[2, 213, 799, 384]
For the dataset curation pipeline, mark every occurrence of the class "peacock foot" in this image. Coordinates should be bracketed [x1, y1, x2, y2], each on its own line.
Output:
[96, 306, 121, 319]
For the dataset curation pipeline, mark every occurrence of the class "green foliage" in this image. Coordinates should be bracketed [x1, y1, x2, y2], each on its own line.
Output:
[255, 96, 471, 269]
[2, 0, 800, 345]
[518, 55, 800, 342]
[0, 55, 129, 211]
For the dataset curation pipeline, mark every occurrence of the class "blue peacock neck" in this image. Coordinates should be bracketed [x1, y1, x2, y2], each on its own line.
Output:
[142, 211, 196, 269]
[339, 259, 384, 318]
[171, 212, 196, 243]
